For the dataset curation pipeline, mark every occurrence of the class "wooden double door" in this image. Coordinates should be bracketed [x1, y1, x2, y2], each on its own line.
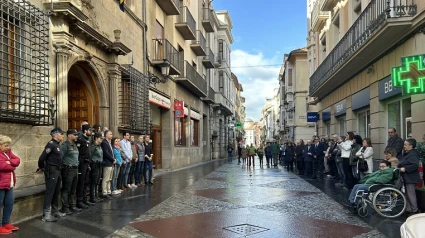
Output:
[151, 125, 162, 169]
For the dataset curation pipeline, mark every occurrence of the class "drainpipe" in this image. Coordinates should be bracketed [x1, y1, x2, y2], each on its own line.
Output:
[142, 0, 147, 74]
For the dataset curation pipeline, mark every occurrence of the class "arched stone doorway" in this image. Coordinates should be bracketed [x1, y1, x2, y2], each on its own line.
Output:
[67, 63, 100, 130]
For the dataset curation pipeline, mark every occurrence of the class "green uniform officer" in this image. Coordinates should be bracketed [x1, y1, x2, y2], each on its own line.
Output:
[61, 129, 81, 214]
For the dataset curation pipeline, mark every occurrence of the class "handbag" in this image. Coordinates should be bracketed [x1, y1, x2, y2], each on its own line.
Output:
[357, 158, 369, 172]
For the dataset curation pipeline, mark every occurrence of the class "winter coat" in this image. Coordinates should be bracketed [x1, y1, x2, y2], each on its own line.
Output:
[359, 168, 394, 185]
[241, 148, 248, 159]
[386, 135, 404, 160]
[248, 146, 256, 155]
[398, 149, 420, 184]
[271, 143, 280, 154]
[349, 143, 362, 165]
[339, 140, 353, 159]
[304, 145, 314, 162]
[285, 145, 295, 162]
[356, 146, 374, 173]
[295, 145, 304, 160]
[0, 149, 20, 189]
[257, 148, 264, 155]
[265, 146, 272, 155]
[332, 144, 342, 163]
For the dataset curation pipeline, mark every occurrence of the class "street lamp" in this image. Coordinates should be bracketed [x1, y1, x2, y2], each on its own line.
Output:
[149, 60, 171, 85]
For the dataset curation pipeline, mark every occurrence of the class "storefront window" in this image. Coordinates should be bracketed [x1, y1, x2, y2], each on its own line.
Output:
[388, 98, 411, 139]
[325, 121, 330, 137]
[175, 117, 186, 146]
[190, 119, 199, 146]
[358, 110, 370, 138]
[339, 116, 346, 136]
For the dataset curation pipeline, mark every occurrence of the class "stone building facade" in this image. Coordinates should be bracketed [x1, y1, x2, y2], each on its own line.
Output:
[308, 0, 425, 159]
[1, 0, 235, 189]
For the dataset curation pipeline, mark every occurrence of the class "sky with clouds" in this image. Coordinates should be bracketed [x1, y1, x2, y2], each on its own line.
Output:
[213, 0, 308, 121]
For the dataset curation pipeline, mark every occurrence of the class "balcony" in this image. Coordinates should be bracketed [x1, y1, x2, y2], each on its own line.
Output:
[176, 61, 207, 97]
[176, 6, 196, 40]
[202, 87, 216, 104]
[310, 0, 418, 98]
[152, 39, 181, 75]
[202, 7, 214, 32]
[155, 0, 180, 15]
[202, 47, 215, 68]
[320, 0, 339, 11]
[190, 30, 206, 56]
[311, 0, 330, 32]
[214, 92, 234, 115]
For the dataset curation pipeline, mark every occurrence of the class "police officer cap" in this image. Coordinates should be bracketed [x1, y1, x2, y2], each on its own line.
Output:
[50, 127, 64, 135]
[66, 129, 78, 135]
[82, 124, 94, 132]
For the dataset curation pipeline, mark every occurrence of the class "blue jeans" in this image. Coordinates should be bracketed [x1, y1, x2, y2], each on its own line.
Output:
[111, 165, 120, 191]
[228, 152, 233, 163]
[0, 188, 14, 225]
[122, 162, 131, 185]
[143, 160, 153, 183]
[349, 184, 370, 203]
[135, 160, 145, 184]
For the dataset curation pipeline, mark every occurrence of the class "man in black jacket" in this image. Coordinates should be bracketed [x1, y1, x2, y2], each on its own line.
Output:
[101, 130, 115, 197]
[76, 124, 94, 209]
[312, 137, 325, 179]
[143, 136, 154, 185]
[386, 127, 404, 160]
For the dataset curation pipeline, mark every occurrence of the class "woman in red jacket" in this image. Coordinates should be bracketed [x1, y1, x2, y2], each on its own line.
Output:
[0, 135, 20, 234]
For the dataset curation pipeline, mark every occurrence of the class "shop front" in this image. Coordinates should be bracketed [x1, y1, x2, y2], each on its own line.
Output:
[352, 87, 371, 139]
[149, 90, 171, 169]
[334, 99, 346, 136]
[321, 107, 331, 137]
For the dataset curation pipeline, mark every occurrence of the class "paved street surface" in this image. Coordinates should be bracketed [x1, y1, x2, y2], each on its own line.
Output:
[14, 159, 404, 237]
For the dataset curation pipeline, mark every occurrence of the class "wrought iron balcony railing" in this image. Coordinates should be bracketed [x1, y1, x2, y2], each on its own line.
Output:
[202, 47, 215, 68]
[310, 0, 417, 94]
[177, 61, 207, 97]
[176, 6, 196, 40]
[152, 38, 181, 75]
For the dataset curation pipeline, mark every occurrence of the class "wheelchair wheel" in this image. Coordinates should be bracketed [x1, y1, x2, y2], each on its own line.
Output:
[358, 206, 368, 217]
[372, 187, 406, 218]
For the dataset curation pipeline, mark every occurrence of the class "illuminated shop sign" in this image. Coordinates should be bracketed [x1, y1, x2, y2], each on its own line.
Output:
[392, 54, 425, 95]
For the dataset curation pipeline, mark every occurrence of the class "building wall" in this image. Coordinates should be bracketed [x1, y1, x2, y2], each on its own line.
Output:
[316, 32, 425, 160]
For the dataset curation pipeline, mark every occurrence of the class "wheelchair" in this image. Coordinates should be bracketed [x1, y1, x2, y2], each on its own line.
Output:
[353, 169, 406, 218]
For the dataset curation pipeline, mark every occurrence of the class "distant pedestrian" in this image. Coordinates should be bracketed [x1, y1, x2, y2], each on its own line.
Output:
[89, 132, 104, 202]
[227, 144, 234, 163]
[312, 137, 325, 179]
[135, 136, 145, 186]
[295, 140, 304, 175]
[101, 130, 115, 198]
[339, 132, 354, 188]
[248, 144, 256, 167]
[237, 144, 242, 164]
[285, 142, 295, 172]
[143, 136, 154, 185]
[271, 140, 280, 167]
[265, 143, 272, 166]
[257, 145, 265, 167]
[355, 138, 374, 178]
[304, 140, 314, 177]
[111, 138, 123, 195]
[241, 146, 248, 165]
[0, 135, 20, 234]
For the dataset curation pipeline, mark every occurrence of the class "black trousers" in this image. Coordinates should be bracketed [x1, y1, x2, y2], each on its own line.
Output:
[328, 158, 337, 176]
[90, 162, 102, 200]
[128, 160, 136, 185]
[343, 158, 354, 189]
[117, 165, 125, 189]
[258, 155, 264, 165]
[286, 160, 294, 172]
[77, 161, 90, 202]
[43, 165, 62, 212]
[61, 167, 78, 209]
[312, 158, 324, 178]
[304, 161, 313, 177]
[296, 159, 304, 174]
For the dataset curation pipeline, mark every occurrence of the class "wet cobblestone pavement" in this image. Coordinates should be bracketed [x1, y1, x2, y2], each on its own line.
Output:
[14, 158, 403, 237]
[111, 160, 393, 238]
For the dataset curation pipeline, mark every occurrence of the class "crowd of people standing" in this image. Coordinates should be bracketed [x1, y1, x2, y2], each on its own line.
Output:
[235, 127, 425, 217]
[37, 122, 154, 222]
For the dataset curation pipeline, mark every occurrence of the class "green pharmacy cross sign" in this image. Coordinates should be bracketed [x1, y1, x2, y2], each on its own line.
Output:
[392, 55, 425, 95]
[235, 122, 243, 129]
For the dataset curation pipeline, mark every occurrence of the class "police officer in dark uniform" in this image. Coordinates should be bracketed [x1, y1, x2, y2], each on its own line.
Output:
[38, 127, 66, 222]
[76, 124, 94, 209]
[89, 132, 104, 203]
[60, 129, 81, 215]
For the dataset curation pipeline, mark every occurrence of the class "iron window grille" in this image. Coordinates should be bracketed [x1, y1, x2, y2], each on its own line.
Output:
[120, 65, 149, 134]
[0, 0, 49, 125]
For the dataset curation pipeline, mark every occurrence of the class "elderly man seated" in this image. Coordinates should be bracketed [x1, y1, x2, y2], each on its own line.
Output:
[345, 160, 393, 207]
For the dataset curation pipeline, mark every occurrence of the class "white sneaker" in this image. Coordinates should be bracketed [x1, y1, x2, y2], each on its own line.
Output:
[111, 190, 119, 195]
[131, 184, 137, 188]
[127, 184, 131, 188]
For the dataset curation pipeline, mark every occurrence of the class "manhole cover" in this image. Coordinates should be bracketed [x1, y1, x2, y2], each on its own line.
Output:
[223, 224, 269, 235]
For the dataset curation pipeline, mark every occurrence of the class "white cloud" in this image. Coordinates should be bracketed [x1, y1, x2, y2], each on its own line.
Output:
[231, 49, 281, 122]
